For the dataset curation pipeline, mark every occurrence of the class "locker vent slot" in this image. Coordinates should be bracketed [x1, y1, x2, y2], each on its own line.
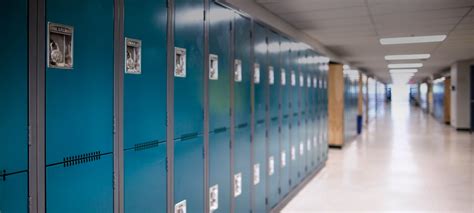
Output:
[213, 127, 228, 134]
[180, 132, 199, 141]
[237, 123, 248, 129]
[63, 151, 101, 167]
[134, 140, 163, 151]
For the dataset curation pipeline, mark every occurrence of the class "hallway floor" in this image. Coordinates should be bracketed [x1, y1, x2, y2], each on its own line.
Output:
[282, 103, 474, 212]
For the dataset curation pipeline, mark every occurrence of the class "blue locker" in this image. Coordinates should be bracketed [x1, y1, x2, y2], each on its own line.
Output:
[45, 0, 114, 211]
[267, 30, 281, 208]
[289, 43, 300, 188]
[123, 0, 168, 211]
[208, 4, 232, 213]
[233, 14, 252, 213]
[252, 23, 267, 213]
[279, 38, 291, 198]
[0, 0, 28, 212]
[298, 52, 307, 180]
[173, 0, 205, 211]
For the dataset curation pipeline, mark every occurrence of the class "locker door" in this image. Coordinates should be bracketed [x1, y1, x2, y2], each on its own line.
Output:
[233, 14, 252, 213]
[298, 52, 307, 180]
[0, 1, 28, 212]
[279, 38, 291, 198]
[267, 30, 280, 208]
[289, 43, 300, 188]
[173, 0, 205, 211]
[45, 0, 114, 211]
[208, 4, 232, 213]
[323, 71, 329, 160]
[316, 66, 322, 166]
[123, 0, 167, 212]
[252, 23, 267, 213]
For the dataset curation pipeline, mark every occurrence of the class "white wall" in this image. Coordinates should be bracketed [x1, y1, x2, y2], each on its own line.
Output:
[222, 0, 342, 63]
[450, 59, 473, 129]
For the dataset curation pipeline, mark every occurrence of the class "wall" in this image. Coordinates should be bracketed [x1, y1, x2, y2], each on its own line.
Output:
[450, 59, 473, 129]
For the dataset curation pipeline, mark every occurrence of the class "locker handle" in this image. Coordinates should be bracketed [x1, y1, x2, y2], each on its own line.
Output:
[213, 127, 228, 134]
[237, 123, 248, 129]
[180, 132, 199, 141]
[134, 140, 163, 151]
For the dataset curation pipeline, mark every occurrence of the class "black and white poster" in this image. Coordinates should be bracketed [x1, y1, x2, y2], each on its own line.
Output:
[48, 22, 73, 69]
[125, 38, 142, 74]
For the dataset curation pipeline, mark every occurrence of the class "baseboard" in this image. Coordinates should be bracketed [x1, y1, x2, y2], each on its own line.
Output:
[456, 128, 471, 132]
[328, 144, 343, 149]
[270, 162, 326, 213]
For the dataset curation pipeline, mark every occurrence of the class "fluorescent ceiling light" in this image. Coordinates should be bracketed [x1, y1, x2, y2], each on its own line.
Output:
[389, 69, 418, 73]
[388, 63, 423, 68]
[380, 35, 446, 45]
[385, 54, 431, 60]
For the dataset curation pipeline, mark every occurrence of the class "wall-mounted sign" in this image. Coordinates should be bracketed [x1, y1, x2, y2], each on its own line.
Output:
[125, 38, 142, 74]
[48, 22, 73, 69]
[254, 63, 260, 84]
[209, 54, 218, 80]
[209, 185, 219, 212]
[234, 59, 242, 82]
[175, 200, 187, 213]
[234, 173, 242, 197]
[174, 47, 186, 77]
[268, 66, 274, 85]
[281, 69, 286, 85]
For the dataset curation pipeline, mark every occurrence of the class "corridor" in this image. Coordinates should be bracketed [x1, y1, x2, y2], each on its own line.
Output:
[283, 103, 474, 212]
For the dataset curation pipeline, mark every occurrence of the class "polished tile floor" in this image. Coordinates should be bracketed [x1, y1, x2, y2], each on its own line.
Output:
[282, 102, 474, 212]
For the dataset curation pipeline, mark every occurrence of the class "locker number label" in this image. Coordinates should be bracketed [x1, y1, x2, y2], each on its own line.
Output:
[175, 200, 187, 213]
[307, 139, 311, 151]
[268, 156, 275, 176]
[313, 77, 317, 88]
[281, 69, 286, 85]
[281, 151, 286, 167]
[174, 47, 186, 78]
[48, 22, 74, 69]
[299, 73, 304, 87]
[253, 163, 260, 185]
[234, 59, 242, 82]
[125, 38, 142, 74]
[209, 185, 219, 212]
[234, 173, 242, 197]
[209, 54, 218, 80]
[254, 63, 260, 84]
[307, 75, 311, 88]
[268, 66, 274, 85]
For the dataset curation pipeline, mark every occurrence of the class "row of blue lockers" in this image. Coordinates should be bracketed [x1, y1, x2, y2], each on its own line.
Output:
[0, 0, 329, 212]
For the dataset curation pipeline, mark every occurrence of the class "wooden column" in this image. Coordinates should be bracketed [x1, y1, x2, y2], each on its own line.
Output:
[358, 72, 363, 116]
[444, 77, 451, 124]
[328, 63, 344, 147]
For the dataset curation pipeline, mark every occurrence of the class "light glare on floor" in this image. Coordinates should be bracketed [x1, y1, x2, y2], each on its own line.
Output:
[389, 69, 418, 73]
[380, 35, 446, 45]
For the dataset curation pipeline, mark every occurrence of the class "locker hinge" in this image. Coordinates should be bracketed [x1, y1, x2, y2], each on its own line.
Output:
[265, 197, 268, 205]
[166, 0, 169, 8]
[289, 179, 292, 186]
[203, 147, 205, 159]
[249, 31, 252, 39]
[278, 187, 281, 194]
[165, 157, 168, 172]
[1, 170, 6, 181]
[229, 22, 232, 31]
[203, 10, 206, 21]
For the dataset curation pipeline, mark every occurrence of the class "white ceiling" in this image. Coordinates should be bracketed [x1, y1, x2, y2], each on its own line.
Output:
[256, 0, 474, 83]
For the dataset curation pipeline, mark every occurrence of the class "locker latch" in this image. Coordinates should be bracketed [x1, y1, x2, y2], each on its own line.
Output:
[1, 170, 6, 181]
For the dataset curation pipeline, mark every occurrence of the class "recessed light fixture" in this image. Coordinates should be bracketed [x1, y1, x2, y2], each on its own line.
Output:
[389, 69, 418, 73]
[388, 63, 423, 68]
[380, 35, 446, 45]
[385, 54, 431, 60]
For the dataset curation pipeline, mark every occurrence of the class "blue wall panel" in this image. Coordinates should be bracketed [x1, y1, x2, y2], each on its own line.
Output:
[45, 0, 114, 211]
[233, 14, 252, 213]
[173, 0, 205, 211]
[123, 0, 168, 211]
[0, 0, 28, 212]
